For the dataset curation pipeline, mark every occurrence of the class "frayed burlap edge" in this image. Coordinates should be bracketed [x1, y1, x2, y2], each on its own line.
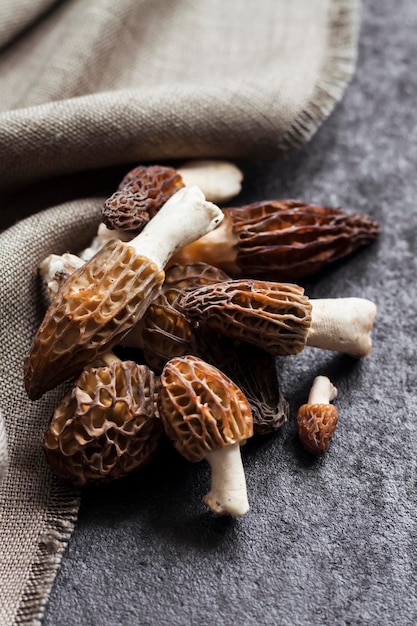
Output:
[278, 0, 360, 153]
[14, 483, 80, 626]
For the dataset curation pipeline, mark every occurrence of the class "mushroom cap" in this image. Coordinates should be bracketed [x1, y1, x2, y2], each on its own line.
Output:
[141, 263, 231, 372]
[103, 165, 185, 233]
[180, 279, 312, 356]
[163, 262, 231, 291]
[24, 239, 164, 399]
[297, 403, 339, 455]
[225, 200, 380, 281]
[44, 361, 162, 486]
[158, 355, 253, 462]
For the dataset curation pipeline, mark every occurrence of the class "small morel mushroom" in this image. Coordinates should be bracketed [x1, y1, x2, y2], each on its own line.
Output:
[44, 356, 162, 486]
[172, 200, 380, 282]
[158, 355, 253, 516]
[24, 187, 223, 400]
[297, 375, 338, 455]
[103, 165, 185, 233]
[180, 280, 377, 358]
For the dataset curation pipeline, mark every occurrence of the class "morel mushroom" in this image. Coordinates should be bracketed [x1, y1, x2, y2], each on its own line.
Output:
[158, 355, 253, 516]
[172, 200, 380, 282]
[297, 375, 338, 455]
[24, 187, 223, 400]
[180, 280, 377, 358]
[103, 165, 185, 233]
[44, 356, 162, 486]
[103, 160, 243, 234]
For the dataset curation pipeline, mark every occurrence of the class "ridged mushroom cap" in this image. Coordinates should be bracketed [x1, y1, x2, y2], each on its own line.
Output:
[158, 355, 253, 463]
[225, 200, 380, 281]
[297, 403, 339, 455]
[44, 361, 162, 486]
[24, 239, 164, 399]
[180, 279, 312, 356]
[141, 263, 231, 372]
[103, 165, 185, 233]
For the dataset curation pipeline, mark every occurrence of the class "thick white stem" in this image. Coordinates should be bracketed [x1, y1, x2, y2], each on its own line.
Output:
[129, 186, 223, 269]
[177, 160, 243, 204]
[39, 253, 85, 297]
[307, 298, 377, 358]
[203, 443, 249, 516]
[308, 376, 337, 405]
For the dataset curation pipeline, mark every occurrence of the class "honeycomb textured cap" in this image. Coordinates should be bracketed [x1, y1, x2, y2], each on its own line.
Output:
[158, 355, 253, 462]
[44, 361, 162, 486]
[103, 165, 185, 233]
[141, 263, 231, 372]
[297, 403, 339, 455]
[180, 279, 312, 356]
[164, 262, 231, 291]
[225, 200, 380, 281]
[24, 239, 164, 399]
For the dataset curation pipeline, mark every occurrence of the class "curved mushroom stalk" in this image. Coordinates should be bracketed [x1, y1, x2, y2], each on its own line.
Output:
[307, 375, 337, 405]
[24, 187, 223, 400]
[307, 298, 377, 358]
[204, 443, 249, 516]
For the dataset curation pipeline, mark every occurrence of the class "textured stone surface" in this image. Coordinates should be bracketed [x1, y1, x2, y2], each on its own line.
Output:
[38, 1, 417, 624]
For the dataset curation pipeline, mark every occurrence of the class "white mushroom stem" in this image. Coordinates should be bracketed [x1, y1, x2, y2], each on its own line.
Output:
[307, 298, 377, 358]
[203, 442, 249, 516]
[307, 376, 337, 405]
[39, 253, 85, 296]
[129, 186, 223, 270]
[177, 160, 243, 204]
[80, 223, 131, 261]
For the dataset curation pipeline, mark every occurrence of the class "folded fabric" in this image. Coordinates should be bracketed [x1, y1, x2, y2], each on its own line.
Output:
[0, 0, 358, 189]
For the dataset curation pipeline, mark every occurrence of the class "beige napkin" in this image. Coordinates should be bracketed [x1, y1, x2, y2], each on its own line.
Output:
[0, 1, 359, 623]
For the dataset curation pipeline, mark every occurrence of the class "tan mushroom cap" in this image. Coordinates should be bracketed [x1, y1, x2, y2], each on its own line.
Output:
[297, 403, 339, 455]
[24, 239, 164, 400]
[103, 165, 185, 233]
[180, 279, 312, 356]
[44, 361, 162, 487]
[158, 355, 253, 463]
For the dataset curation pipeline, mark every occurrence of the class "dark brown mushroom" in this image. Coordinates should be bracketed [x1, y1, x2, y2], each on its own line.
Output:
[172, 200, 380, 281]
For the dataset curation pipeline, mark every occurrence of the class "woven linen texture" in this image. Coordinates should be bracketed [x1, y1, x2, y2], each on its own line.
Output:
[0, 0, 358, 188]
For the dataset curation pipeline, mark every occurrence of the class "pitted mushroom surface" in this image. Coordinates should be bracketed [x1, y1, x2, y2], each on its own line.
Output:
[158, 355, 253, 516]
[44, 360, 162, 486]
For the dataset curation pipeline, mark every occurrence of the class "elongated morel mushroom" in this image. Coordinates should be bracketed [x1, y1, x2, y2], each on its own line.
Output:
[297, 375, 338, 455]
[24, 187, 223, 400]
[44, 355, 162, 486]
[180, 280, 377, 358]
[158, 355, 253, 516]
[172, 200, 380, 281]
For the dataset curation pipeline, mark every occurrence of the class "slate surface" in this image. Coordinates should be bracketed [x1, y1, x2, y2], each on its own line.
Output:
[38, 1, 417, 624]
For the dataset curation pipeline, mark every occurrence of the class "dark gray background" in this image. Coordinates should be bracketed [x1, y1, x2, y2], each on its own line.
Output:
[20, 0, 415, 624]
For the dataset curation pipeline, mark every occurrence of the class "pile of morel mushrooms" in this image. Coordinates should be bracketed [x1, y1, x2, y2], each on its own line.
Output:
[24, 161, 379, 517]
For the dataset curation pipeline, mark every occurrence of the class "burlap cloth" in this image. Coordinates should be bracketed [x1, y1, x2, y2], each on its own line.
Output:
[0, 1, 359, 624]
